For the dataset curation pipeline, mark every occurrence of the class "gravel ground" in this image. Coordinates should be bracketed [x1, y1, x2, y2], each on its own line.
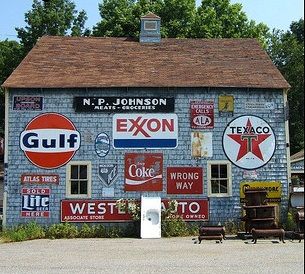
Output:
[0, 237, 304, 274]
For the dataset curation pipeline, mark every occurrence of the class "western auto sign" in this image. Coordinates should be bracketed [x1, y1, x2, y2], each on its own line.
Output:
[167, 167, 203, 194]
[61, 199, 209, 222]
[190, 101, 214, 129]
[113, 114, 178, 149]
[61, 200, 132, 222]
[74, 97, 175, 112]
[223, 115, 276, 170]
[240, 181, 282, 203]
[125, 153, 163, 191]
[20, 113, 80, 169]
[21, 174, 59, 184]
[21, 188, 50, 217]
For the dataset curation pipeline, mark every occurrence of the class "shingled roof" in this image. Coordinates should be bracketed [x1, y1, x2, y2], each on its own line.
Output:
[2, 36, 290, 89]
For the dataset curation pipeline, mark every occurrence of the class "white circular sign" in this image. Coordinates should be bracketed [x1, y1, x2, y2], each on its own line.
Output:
[222, 115, 276, 170]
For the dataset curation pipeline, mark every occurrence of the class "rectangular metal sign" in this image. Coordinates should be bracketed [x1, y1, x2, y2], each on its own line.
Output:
[190, 101, 214, 129]
[167, 167, 203, 194]
[13, 96, 43, 111]
[74, 97, 175, 112]
[240, 181, 282, 203]
[21, 174, 59, 184]
[21, 188, 50, 217]
[113, 114, 178, 149]
[191, 132, 213, 157]
[218, 95, 234, 116]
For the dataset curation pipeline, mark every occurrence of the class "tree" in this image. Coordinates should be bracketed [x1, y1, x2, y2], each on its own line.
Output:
[16, 0, 89, 54]
[268, 19, 304, 154]
[0, 40, 24, 136]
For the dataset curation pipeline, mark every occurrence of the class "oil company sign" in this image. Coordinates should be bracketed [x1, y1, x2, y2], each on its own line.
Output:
[20, 113, 80, 169]
[167, 167, 203, 194]
[125, 153, 163, 191]
[190, 101, 214, 129]
[21, 188, 50, 217]
[223, 115, 275, 170]
[113, 114, 178, 149]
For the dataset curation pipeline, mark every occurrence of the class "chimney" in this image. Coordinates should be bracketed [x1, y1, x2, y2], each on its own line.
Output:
[140, 12, 161, 43]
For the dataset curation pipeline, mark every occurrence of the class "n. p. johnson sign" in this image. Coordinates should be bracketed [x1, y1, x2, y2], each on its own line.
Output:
[113, 114, 178, 149]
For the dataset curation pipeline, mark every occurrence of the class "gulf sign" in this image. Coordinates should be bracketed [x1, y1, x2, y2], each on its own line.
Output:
[20, 113, 80, 169]
[113, 114, 178, 149]
[167, 167, 203, 194]
[223, 115, 276, 170]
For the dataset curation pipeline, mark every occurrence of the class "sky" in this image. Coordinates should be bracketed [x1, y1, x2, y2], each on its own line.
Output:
[0, 0, 304, 40]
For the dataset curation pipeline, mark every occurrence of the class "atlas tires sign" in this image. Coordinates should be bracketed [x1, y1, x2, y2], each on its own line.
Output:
[20, 113, 80, 169]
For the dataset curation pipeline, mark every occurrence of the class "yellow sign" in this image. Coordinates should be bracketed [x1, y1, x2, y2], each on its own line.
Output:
[240, 181, 282, 203]
[219, 95, 234, 113]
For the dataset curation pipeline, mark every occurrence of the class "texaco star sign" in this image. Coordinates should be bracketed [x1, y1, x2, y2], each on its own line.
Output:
[222, 115, 276, 170]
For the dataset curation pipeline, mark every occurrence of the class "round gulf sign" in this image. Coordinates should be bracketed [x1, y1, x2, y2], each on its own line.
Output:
[222, 115, 276, 170]
[20, 113, 80, 169]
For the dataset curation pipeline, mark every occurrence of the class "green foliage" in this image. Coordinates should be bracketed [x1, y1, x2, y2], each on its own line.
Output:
[45, 222, 78, 239]
[268, 19, 304, 154]
[16, 0, 89, 54]
[1, 222, 45, 242]
[162, 216, 192, 237]
[283, 210, 297, 231]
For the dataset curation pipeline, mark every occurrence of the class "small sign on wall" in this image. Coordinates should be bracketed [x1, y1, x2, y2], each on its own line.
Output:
[219, 95, 234, 116]
[13, 96, 43, 111]
[21, 174, 59, 184]
[167, 167, 203, 194]
[98, 164, 118, 186]
[191, 132, 213, 158]
[125, 153, 163, 191]
[21, 188, 50, 217]
[190, 101, 214, 129]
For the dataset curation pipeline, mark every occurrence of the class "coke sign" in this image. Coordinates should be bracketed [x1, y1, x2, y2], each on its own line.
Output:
[113, 114, 178, 149]
[125, 153, 163, 191]
[20, 113, 80, 169]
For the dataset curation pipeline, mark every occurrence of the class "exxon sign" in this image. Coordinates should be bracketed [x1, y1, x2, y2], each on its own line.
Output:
[20, 113, 80, 169]
[113, 114, 178, 149]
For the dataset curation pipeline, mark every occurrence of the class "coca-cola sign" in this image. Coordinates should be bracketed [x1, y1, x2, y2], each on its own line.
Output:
[125, 153, 163, 191]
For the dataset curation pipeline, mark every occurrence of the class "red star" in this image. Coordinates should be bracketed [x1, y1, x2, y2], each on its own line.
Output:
[227, 119, 271, 161]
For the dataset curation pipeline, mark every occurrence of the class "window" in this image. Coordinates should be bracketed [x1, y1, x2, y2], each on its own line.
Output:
[144, 21, 157, 30]
[207, 161, 232, 197]
[66, 161, 91, 198]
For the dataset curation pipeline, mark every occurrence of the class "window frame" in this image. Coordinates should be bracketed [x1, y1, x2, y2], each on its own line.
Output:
[207, 160, 232, 197]
[66, 161, 92, 198]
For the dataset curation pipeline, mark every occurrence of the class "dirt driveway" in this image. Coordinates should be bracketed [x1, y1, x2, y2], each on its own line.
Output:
[0, 237, 304, 274]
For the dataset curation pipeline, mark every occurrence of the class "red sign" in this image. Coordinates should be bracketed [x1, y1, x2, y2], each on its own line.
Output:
[21, 174, 59, 184]
[20, 113, 80, 169]
[167, 167, 203, 194]
[125, 153, 163, 191]
[61, 200, 132, 222]
[61, 199, 209, 222]
[190, 101, 214, 129]
[163, 199, 209, 221]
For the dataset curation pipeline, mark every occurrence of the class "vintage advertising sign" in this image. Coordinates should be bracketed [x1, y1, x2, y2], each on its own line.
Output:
[219, 95, 234, 115]
[245, 101, 275, 110]
[13, 96, 43, 111]
[98, 164, 118, 186]
[21, 174, 59, 184]
[61, 200, 132, 222]
[95, 133, 110, 157]
[113, 114, 178, 149]
[74, 97, 175, 113]
[125, 153, 163, 191]
[190, 101, 214, 129]
[191, 132, 213, 158]
[162, 199, 209, 221]
[167, 167, 203, 194]
[240, 181, 282, 203]
[223, 115, 276, 170]
[21, 188, 50, 217]
[20, 113, 80, 169]
[61, 199, 209, 222]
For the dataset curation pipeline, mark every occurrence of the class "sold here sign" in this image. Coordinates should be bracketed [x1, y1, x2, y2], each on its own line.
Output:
[113, 114, 178, 149]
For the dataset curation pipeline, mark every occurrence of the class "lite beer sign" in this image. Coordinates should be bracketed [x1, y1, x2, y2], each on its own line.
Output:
[113, 114, 178, 149]
[223, 115, 276, 170]
[167, 167, 203, 194]
[190, 101, 214, 129]
[21, 188, 50, 217]
[125, 153, 163, 191]
[20, 113, 80, 169]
